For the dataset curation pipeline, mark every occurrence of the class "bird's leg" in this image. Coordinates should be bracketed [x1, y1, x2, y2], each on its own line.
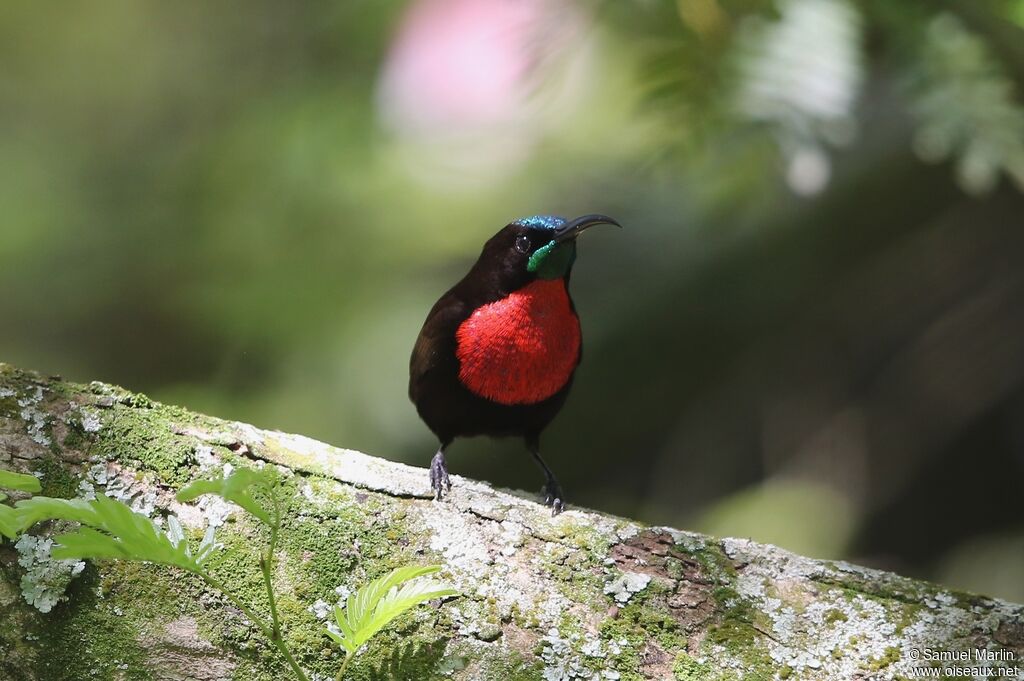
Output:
[526, 437, 565, 515]
[429, 444, 452, 500]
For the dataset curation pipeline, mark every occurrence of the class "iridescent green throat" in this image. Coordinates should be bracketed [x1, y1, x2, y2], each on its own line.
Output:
[527, 241, 577, 279]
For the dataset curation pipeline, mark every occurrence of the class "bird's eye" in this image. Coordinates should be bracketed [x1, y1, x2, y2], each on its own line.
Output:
[515, 235, 531, 253]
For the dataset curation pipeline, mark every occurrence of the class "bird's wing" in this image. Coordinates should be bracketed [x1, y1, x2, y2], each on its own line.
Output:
[409, 293, 468, 396]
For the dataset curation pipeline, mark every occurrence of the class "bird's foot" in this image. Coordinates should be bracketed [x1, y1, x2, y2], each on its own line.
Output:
[429, 451, 451, 500]
[542, 479, 565, 516]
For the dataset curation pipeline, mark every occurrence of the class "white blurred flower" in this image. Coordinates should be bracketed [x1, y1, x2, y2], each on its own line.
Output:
[734, 0, 864, 195]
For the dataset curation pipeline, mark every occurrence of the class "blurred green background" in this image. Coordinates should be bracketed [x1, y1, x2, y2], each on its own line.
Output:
[2, 0, 1023, 601]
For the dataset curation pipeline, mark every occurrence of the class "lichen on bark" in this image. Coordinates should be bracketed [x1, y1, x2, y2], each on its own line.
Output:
[0, 363, 1021, 680]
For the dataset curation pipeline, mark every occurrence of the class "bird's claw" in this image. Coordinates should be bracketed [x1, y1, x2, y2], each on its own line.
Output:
[429, 452, 451, 500]
[542, 481, 565, 516]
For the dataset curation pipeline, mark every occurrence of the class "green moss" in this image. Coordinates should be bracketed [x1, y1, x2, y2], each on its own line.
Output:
[86, 380, 153, 407]
[99, 561, 196, 621]
[361, 639, 450, 680]
[60, 426, 88, 451]
[824, 584, 926, 635]
[824, 608, 849, 624]
[705, 619, 756, 650]
[356, 638, 543, 681]
[341, 629, 451, 680]
[60, 406, 101, 452]
[600, 598, 688, 678]
[0, 565, 38, 681]
[893, 602, 923, 633]
[474, 653, 545, 681]
[673, 651, 712, 680]
[709, 584, 758, 633]
[229, 655, 291, 681]
[641, 607, 686, 650]
[201, 519, 271, 621]
[562, 520, 614, 556]
[701, 623, 777, 680]
[0, 395, 19, 419]
[687, 541, 740, 582]
[30, 565, 155, 680]
[259, 435, 334, 479]
[702, 594, 779, 680]
[867, 646, 900, 671]
[710, 585, 742, 608]
[92, 403, 199, 486]
[34, 458, 79, 499]
[816, 569, 934, 607]
[538, 540, 607, 608]
[277, 480, 417, 604]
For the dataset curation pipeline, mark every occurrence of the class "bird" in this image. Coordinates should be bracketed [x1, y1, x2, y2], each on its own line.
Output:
[409, 214, 620, 514]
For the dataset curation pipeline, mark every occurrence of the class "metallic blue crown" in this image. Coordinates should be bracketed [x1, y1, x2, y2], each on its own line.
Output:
[513, 215, 566, 231]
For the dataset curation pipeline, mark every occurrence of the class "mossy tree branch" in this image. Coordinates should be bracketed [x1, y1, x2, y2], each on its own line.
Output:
[0, 363, 1021, 681]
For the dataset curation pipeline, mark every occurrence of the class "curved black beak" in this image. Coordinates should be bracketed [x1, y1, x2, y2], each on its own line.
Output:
[552, 214, 622, 244]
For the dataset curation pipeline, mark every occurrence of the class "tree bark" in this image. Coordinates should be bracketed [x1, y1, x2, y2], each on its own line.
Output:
[0, 363, 1021, 681]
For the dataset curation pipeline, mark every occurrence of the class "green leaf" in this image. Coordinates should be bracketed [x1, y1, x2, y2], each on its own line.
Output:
[194, 525, 219, 564]
[0, 506, 21, 539]
[15, 495, 205, 571]
[176, 467, 273, 526]
[15, 496, 96, 530]
[0, 469, 42, 494]
[329, 565, 458, 655]
[358, 578, 459, 644]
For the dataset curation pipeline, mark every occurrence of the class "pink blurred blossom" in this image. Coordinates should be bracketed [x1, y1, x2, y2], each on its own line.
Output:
[379, 0, 555, 132]
[376, 0, 593, 185]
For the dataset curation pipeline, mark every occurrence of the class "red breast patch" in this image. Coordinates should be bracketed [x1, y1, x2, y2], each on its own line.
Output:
[455, 279, 581, 405]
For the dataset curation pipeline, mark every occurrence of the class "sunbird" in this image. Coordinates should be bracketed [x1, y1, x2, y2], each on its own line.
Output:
[409, 214, 621, 514]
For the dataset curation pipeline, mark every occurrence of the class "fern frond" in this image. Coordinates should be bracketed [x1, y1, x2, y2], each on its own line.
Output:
[15, 494, 204, 571]
[330, 565, 458, 655]
[0, 506, 19, 539]
[176, 467, 274, 526]
[0, 469, 42, 494]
